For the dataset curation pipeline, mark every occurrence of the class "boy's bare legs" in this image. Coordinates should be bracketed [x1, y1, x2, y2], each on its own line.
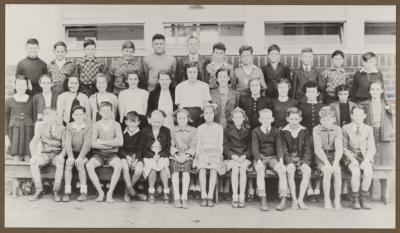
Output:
[333, 166, 342, 210]
[106, 158, 122, 203]
[64, 158, 75, 196]
[321, 165, 333, 210]
[286, 163, 298, 209]
[231, 167, 239, 203]
[274, 163, 288, 210]
[299, 164, 311, 209]
[148, 170, 157, 203]
[121, 159, 133, 201]
[76, 158, 88, 200]
[239, 166, 247, 204]
[86, 158, 104, 201]
[160, 168, 170, 203]
[131, 162, 144, 186]
[360, 162, 373, 209]
[29, 157, 46, 200]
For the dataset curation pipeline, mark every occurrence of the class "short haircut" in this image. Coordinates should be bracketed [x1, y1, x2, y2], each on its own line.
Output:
[215, 67, 230, 79]
[26, 38, 39, 46]
[239, 45, 253, 55]
[152, 33, 165, 41]
[276, 78, 291, 88]
[302, 81, 320, 93]
[318, 106, 335, 119]
[83, 39, 96, 48]
[259, 108, 273, 117]
[53, 41, 67, 50]
[187, 35, 199, 43]
[71, 105, 86, 114]
[212, 42, 226, 52]
[158, 70, 172, 80]
[335, 84, 350, 97]
[267, 44, 281, 53]
[99, 101, 113, 110]
[121, 41, 135, 50]
[286, 107, 302, 117]
[42, 107, 57, 116]
[125, 111, 141, 122]
[351, 105, 366, 115]
[173, 108, 192, 126]
[300, 47, 313, 54]
[362, 52, 376, 62]
[331, 50, 345, 59]
[39, 74, 52, 83]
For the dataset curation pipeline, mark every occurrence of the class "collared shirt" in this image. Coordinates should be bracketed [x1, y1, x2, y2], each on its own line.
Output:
[313, 124, 342, 152]
[360, 67, 379, 74]
[108, 57, 144, 90]
[75, 56, 106, 85]
[260, 125, 272, 134]
[55, 59, 66, 69]
[302, 64, 311, 72]
[124, 127, 140, 136]
[282, 124, 306, 138]
[189, 53, 199, 62]
[321, 67, 350, 97]
[342, 122, 376, 159]
[233, 64, 266, 92]
[47, 58, 76, 94]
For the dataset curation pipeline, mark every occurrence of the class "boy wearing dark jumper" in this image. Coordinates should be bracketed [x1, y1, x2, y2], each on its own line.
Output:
[15, 38, 48, 96]
[252, 109, 288, 211]
[119, 111, 146, 202]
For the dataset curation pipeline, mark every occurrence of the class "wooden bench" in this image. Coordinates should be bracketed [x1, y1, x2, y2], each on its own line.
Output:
[5, 160, 394, 204]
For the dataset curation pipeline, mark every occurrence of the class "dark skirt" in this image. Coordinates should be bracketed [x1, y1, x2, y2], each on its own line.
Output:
[8, 125, 34, 156]
[170, 159, 192, 173]
[373, 127, 395, 166]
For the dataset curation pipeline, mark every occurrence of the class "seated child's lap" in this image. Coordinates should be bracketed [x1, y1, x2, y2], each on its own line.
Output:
[92, 151, 119, 166]
[225, 159, 251, 171]
[315, 150, 335, 171]
[254, 157, 278, 172]
[36, 152, 59, 166]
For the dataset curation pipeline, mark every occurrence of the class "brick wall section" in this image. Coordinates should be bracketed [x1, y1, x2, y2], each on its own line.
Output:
[6, 54, 396, 101]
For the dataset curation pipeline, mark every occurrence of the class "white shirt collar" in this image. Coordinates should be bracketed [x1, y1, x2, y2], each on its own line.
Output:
[360, 67, 379, 73]
[282, 124, 306, 135]
[124, 127, 140, 136]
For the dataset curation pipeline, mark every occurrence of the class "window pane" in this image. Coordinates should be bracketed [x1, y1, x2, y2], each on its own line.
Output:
[365, 22, 396, 45]
[265, 22, 343, 45]
[66, 25, 144, 49]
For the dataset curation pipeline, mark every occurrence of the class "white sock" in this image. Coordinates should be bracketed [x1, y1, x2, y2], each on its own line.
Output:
[148, 188, 155, 194]
[164, 188, 170, 194]
[65, 185, 72, 194]
[80, 185, 87, 194]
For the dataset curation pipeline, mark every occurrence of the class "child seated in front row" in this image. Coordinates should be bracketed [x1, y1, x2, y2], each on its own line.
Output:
[313, 106, 343, 210]
[281, 107, 312, 210]
[119, 111, 147, 202]
[223, 107, 252, 208]
[252, 109, 288, 211]
[86, 101, 123, 202]
[342, 105, 375, 209]
[142, 110, 172, 204]
[29, 108, 65, 201]
[194, 103, 226, 207]
[170, 109, 197, 209]
[64, 105, 92, 202]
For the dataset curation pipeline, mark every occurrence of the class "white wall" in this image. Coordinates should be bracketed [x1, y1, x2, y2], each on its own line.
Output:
[5, 5, 396, 65]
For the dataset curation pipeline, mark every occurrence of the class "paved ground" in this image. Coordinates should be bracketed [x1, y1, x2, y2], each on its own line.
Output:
[4, 193, 396, 228]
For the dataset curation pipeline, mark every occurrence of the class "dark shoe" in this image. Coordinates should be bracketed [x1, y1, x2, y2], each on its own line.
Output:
[247, 194, 254, 202]
[307, 195, 317, 203]
[29, 190, 43, 201]
[207, 199, 214, 207]
[360, 191, 371, 209]
[174, 199, 182, 208]
[77, 193, 88, 202]
[163, 193, 170, 204]
[342, 193, 351, 202]
[62, 193, 70, 202]
[148, 194, 155, 204]
[276, 197, 287, 211]
[260, 197, 269, 211]
[200, 198, 207, 207]
[351, 191, 361, 209]
[54, 191, 62, 202]
[136, 193, 147, 201]
[181, 200, 188, 209]
[194, 191, 201, 200]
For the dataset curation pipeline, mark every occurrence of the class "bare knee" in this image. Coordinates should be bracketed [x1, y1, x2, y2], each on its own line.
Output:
[287, 164, 296, 175]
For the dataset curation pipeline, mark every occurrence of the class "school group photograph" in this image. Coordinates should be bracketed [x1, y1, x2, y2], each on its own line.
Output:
[4, 4, 396, 228]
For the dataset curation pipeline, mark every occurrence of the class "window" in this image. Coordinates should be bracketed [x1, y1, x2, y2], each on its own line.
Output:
[164, 23, 245, 47]
[264, 22, 344, 46]
[365, 22, 395, 45]
[65, 24, 145, 50]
